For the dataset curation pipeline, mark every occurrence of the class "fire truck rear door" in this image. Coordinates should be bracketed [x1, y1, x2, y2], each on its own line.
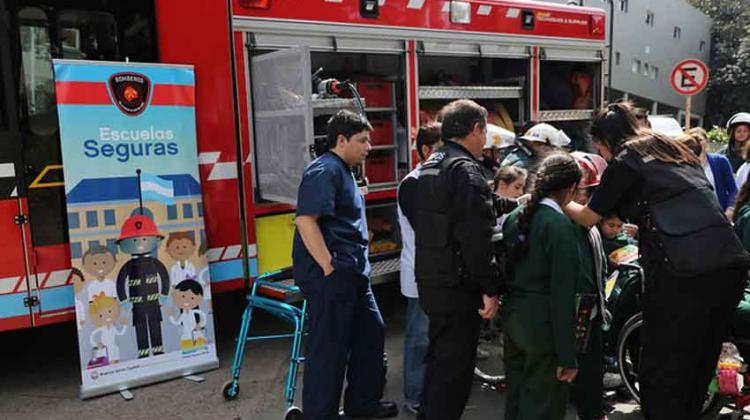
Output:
[0, 2, 36, 330]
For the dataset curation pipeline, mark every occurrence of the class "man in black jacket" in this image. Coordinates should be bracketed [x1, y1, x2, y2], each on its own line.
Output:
[415, 99, 500, 420]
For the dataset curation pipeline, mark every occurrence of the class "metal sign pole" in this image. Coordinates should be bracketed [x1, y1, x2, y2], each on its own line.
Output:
[685, 95, 692, 129]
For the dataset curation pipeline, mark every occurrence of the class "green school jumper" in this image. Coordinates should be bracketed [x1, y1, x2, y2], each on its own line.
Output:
[732, 204, 750, 337]
[571, 227, 607, 420]
[502, 203, 582, 420]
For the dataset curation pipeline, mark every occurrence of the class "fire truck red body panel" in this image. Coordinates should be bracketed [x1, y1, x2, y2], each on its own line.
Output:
[0, 0, 605, 331]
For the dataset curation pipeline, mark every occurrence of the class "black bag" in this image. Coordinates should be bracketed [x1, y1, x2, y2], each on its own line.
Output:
[647, 187, 749, 277]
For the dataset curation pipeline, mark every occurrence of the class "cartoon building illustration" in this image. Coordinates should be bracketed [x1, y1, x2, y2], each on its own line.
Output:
[65, 174, 205, 266]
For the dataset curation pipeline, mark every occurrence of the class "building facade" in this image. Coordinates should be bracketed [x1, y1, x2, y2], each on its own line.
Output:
[548, 0, 712, 126]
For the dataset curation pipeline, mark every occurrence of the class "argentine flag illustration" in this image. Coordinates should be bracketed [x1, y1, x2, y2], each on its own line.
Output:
[140, 173, 175, 205]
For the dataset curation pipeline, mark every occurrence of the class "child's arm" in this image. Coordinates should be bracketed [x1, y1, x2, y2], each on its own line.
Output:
[546, 220, 582, 370]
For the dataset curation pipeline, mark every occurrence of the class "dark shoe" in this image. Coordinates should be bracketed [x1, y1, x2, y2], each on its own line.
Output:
[345, 400, 398, 418]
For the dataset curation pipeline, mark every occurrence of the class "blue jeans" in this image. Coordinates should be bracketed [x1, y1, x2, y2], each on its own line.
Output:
[403, 297, 429, 406]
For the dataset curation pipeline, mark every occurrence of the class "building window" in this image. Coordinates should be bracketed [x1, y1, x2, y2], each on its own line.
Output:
[197, 202, 203, 218]
[183, 203, 194, 219]
[619, 0, 628, 12]
[632, 58, 641, 74]
[71, 242, 82, 259]
[167, 204, 178, 220]
[673, 27, 681, 39]
[86, 210, 98, 228]
[88, 240, 100, 250]
[106, 238, 118, 254]
[700, 40, 706, 52]
[651, 67, 659, 80]
[615, 52, 620, 65]
[103, 209, 116, 226]
[643, 63, 650, 77]
[645, 10, 654, 27]
[68, 212, 80, 229]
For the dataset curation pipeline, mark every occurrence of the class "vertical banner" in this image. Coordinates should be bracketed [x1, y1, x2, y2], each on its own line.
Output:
[52, 60, 218, 399]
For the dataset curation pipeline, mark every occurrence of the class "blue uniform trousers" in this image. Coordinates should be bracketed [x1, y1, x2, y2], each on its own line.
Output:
[299, 269, 386, 420]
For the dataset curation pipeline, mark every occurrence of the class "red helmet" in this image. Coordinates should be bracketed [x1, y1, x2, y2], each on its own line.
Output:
[117, 215, 163, 242]
[572, 152, 608, 189]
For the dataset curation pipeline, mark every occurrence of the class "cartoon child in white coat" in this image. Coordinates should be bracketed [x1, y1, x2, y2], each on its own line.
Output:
[166, 232, 197, 288]
[89, 293, 128, 364]
[167, 278, 208, 350]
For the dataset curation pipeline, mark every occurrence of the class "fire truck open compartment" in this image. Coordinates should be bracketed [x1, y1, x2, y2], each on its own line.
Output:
[537, 48, 603, 151]
[417, 43, 528, 132]
[247, 37, 408, 277]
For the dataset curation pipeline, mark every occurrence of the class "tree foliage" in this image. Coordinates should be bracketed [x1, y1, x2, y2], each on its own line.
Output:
[688, 0, 750, 126]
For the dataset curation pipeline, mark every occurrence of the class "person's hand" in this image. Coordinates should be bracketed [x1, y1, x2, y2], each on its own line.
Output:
[97, 342, 104, 350]
[556, 367, 578, 383]
[120, 317, 128, 326]
[323, 260, 335, 277]
[478, 295, 499, 320]
[623, 223, 638, 237]
[166, 306, 175, 317]
[726, 207, 736, 222]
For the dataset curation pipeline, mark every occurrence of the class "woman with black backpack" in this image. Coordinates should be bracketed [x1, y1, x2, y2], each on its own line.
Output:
[564, 102, 749, 420]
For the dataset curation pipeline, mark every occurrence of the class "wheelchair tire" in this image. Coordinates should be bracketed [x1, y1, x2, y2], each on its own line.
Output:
[616, 312, 721, 415]
[617, 312, 643, 404]
[284, 406, 303, 420]
[222, 380, 239, 400]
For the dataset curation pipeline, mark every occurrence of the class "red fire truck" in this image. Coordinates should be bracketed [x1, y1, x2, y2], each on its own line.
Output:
[0, 0, 605, 331]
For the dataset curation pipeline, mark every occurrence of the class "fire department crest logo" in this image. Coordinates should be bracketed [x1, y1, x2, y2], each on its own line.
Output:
[108, 72, 151, 116]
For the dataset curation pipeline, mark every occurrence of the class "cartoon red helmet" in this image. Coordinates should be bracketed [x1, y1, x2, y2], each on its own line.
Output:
[572, 151, 608, 189]
[117, 215, 163, 242]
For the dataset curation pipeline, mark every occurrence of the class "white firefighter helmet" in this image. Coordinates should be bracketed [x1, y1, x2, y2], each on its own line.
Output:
[519, 123, 571, 148]
[727, 112, 750, 129]
[484, 124, 516, 150]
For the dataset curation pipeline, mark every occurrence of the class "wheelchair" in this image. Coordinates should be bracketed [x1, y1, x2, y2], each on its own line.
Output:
[221, 267, 306, 420]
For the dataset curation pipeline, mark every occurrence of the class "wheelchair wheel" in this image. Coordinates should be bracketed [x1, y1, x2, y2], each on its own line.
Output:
[616, 312, 721, 414]
[284, 406, 303, 420]
[222, 380, 239, 400]
[617, 313, 643, 403]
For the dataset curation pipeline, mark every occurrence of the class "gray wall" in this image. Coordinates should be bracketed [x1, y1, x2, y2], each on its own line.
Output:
[546, 0, 712, 119]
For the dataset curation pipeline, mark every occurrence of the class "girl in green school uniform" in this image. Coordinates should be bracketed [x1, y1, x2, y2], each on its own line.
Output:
[731, 180, 750, 339]
[502, 153, 583, 420]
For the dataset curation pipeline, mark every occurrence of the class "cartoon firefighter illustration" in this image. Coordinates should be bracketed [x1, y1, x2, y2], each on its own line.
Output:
[116, 170, 171, 358]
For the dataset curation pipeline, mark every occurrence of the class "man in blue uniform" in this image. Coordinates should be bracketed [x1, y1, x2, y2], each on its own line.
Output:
[292, 110, 398, 420]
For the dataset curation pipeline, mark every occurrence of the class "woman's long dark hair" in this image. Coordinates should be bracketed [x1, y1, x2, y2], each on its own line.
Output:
[512, 153, 582, 258]
[592, 102, 699, 165]
[590, 102, 640, 155]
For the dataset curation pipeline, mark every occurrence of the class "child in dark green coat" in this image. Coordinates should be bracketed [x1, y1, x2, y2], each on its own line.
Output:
[731, 181, 750, 338]
[503, 153, 583, 420]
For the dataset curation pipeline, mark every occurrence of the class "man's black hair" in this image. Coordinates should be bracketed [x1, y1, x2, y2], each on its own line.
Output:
[326, 110, 373, 151]
[416, 122, 442, 161]
[175, 278, 204, 296]
[440, 99, 488, 141]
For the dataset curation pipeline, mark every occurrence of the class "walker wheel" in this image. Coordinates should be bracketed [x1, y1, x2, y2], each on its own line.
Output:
[222, 380, 239, 400]
[284, 406, 303, 420]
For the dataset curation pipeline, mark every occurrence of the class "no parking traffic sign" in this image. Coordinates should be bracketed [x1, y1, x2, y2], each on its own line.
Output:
[670, 58, 709, 128]
[671, 59, 709, 96]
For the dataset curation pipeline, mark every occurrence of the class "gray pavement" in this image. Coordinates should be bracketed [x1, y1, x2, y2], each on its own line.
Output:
[0, 282, 647, 420]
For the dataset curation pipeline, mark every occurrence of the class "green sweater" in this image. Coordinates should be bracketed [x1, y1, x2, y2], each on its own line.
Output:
[733, 205, 750, 301]
[602, 232, 631, 258]
[504, 204, 582, 368]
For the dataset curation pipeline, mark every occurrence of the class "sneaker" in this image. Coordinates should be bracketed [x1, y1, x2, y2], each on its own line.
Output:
[345, 400, 399, 418]
[404, 402, 421, 415]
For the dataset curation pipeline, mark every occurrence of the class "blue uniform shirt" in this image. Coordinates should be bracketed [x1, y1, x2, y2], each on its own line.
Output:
[292, 152, 370, 284]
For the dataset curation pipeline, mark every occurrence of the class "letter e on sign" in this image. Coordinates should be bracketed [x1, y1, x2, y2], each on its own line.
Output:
[671, 59, 709, 96]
